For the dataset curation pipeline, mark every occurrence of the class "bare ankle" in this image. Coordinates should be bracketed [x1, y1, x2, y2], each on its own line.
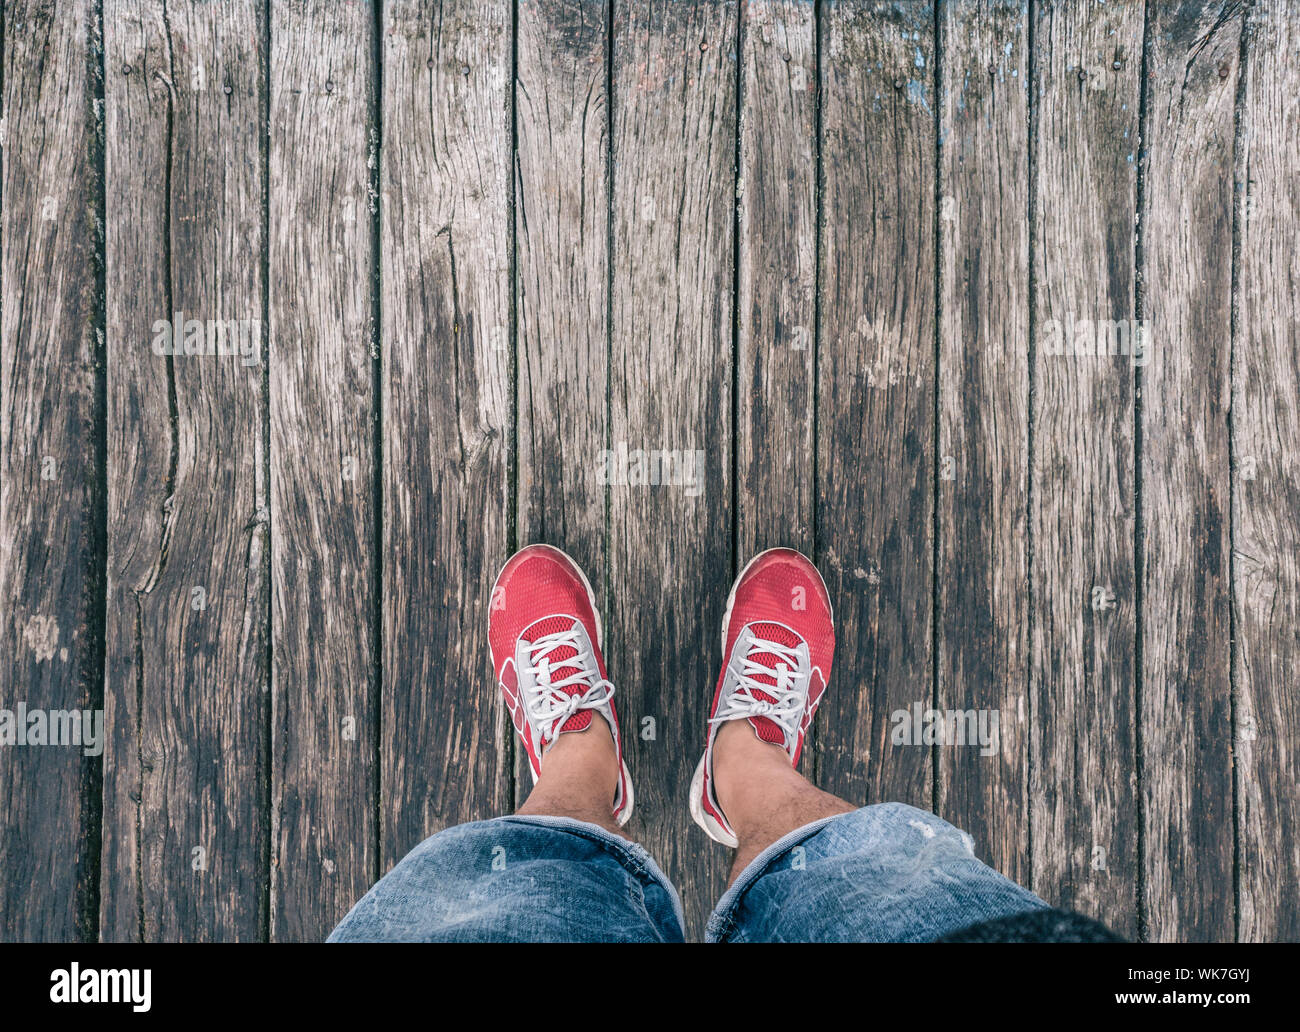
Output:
[712, 718, 855, 860]
[514, 720, 628, 838]
[542, 716, 616, 771]
[712, 719, 801, 823]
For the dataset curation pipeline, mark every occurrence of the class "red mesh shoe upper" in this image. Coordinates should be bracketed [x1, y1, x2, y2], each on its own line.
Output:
[740, 622, 801, 744]
[525, 615, 594, 734]
[488, 549, 605, 687]
[713, 549, 835, 753]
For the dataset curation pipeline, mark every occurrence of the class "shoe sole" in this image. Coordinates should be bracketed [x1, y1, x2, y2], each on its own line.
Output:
[690, 548, 834, 847]
[492, 543, 634, 827]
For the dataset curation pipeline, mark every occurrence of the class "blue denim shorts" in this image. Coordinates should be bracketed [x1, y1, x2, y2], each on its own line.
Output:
[328, 802, 1047, 943]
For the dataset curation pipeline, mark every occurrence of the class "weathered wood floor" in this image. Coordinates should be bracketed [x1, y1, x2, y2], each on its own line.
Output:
[1, 0, 1297, 942]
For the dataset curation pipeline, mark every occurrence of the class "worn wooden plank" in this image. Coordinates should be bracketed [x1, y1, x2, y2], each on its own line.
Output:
[816, 1, 935, 811]
[0, 0, 102, 942]
[514, 0, 609, 806]
[736, 0, 815, 559]
[737, 0, 816, 779]
[101, 0, 270, 941]
[268, 0, 377, 941]
[1235, 0, 1300, 943]
[1139, 0, 1241, 944]
[1029, 0, 1140, 938]
[936, 0, 1030, 887]
[380, 0, 513, 869]
[608, 0, 737, 936]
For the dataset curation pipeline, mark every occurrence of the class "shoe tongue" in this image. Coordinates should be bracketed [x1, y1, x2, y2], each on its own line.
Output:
[533, 615, 595, 734]
[744, 622, 799, 745]
[561, 712, 594, 733]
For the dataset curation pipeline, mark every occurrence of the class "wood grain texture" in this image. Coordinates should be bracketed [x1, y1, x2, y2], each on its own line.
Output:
[268, 0, 377, 941]
[1139, 0, 1241, 944]
[608, 0, 737, 936]
[736, 0, 815, 560]
[1029, 0, 1140, 937]
[380, 0, 513, 870]
[816, 1, 936, 810]
[0, 0, 102, 942]
[936, 0, 1030, 887]
[514, 0, 609, 805]
[101, 0, 270, 942]
[738, 0, 816, 779]
[1235, 0, 1300, 943]
[3, 0, 1294, 945]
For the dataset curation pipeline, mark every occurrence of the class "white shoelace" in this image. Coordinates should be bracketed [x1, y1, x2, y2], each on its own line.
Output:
[523, 627, 614, 742]
[708, 632, 807, 743]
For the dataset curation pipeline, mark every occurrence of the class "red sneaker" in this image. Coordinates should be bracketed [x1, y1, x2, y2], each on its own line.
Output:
[690, 548, 835, 846]
[489, 544, 633, 825]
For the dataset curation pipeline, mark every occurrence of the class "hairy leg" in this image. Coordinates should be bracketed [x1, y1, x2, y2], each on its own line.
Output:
[515, 720, 629, 840]
[712, 719, 856, 886]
